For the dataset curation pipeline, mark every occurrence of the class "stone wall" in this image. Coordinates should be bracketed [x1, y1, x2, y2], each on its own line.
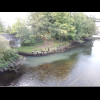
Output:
[0, 33, 20, 47]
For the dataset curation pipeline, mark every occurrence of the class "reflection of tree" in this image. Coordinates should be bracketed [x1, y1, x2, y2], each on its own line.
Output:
[34, 53, 79, 82]
[82, 41, 93, 55]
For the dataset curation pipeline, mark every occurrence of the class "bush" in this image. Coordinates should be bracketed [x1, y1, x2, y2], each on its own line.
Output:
[21, 37, 35, 46]
[21, 36, 44, 47]
[0, 50, 20, 68]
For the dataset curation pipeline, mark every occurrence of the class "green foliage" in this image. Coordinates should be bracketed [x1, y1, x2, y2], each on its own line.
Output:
[21, 35, 43, 46]
[72, 12, 96, 41]
[11, 18, 32, 45]
[0, 50, 20, 68]
[28, 12, 76, 42]
[9, 12, 96, 46]
[2, 50, 19, 61]
[27, 12, 95, 43]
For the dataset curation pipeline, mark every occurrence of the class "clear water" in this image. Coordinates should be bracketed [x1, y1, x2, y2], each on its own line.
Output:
[1, 39, 100, 86]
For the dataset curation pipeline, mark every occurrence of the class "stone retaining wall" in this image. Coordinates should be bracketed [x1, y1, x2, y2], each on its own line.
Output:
[18, 44, 76, 57]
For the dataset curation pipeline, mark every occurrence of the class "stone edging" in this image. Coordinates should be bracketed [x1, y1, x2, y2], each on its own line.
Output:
[18, 43, 76, 57]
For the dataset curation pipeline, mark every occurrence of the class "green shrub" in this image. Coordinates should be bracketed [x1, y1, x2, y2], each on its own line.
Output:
[0, 50, 20, 68]
[21, 36, 43, 47]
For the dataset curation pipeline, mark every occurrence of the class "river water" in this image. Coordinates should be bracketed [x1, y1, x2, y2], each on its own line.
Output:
[1, 39, 100, 86]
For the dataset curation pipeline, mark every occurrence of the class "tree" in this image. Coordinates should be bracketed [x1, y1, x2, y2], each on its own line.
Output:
[45, 12, 76, 41]
[16, 12, 96, 46]
[28, 12, 46, 35]
[0, 19, 5, 33]
[28, 12, 76, 41]
[5, 25, 12, 33]
[72, 12, 96, 41]
[11, 18, 31, 45]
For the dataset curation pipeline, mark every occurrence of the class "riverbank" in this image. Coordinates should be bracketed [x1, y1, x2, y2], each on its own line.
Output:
[0, 51, 24, 73]
[0, 38, 98, 86]
[0, 56, 24, 72]
[17, 40, 88, 57]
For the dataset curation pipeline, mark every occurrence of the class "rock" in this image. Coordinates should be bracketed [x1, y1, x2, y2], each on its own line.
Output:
[32, 51, 34, 54]
[10, 63, 14, 68]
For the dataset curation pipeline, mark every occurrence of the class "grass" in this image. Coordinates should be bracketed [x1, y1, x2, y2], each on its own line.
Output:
[14, 40, 69, 53]
[53, 40, 69, 47]
[14, 45, 42, 53]
[0, 50, 20, 68]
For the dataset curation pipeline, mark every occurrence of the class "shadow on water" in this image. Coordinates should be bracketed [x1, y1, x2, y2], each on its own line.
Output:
[0, 70, 23, 86]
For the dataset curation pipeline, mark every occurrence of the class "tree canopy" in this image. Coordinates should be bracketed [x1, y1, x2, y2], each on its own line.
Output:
[27, 12, 95, 43]
[0, 12, 96, 46]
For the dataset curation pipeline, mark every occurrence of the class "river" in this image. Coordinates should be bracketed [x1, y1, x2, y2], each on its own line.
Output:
[1, 39, 100, 86]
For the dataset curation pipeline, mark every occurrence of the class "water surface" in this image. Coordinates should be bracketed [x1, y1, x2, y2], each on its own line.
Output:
[1, 39, 100, 86]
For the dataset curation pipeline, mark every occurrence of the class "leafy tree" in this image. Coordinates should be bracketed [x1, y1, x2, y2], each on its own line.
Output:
[28, 12, 76, 41]
[72, 12, 96, 41]
[11, 18, 31, 45]
[12, 12, 96, 46]
[51, 12, 76, 41]
[28, 12, 49, 35]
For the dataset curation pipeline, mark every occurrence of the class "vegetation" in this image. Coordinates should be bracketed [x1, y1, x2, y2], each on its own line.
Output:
[0, 12, 96, 70]
[26, 12, 95, 43]
[0, 50, 20, 68]
[0, 36, 19, 69]
[14, 41, 68, 53]
[0, 35, 10, 53]
[0, 12, 95, 46]
[72, 12, 95, 42]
